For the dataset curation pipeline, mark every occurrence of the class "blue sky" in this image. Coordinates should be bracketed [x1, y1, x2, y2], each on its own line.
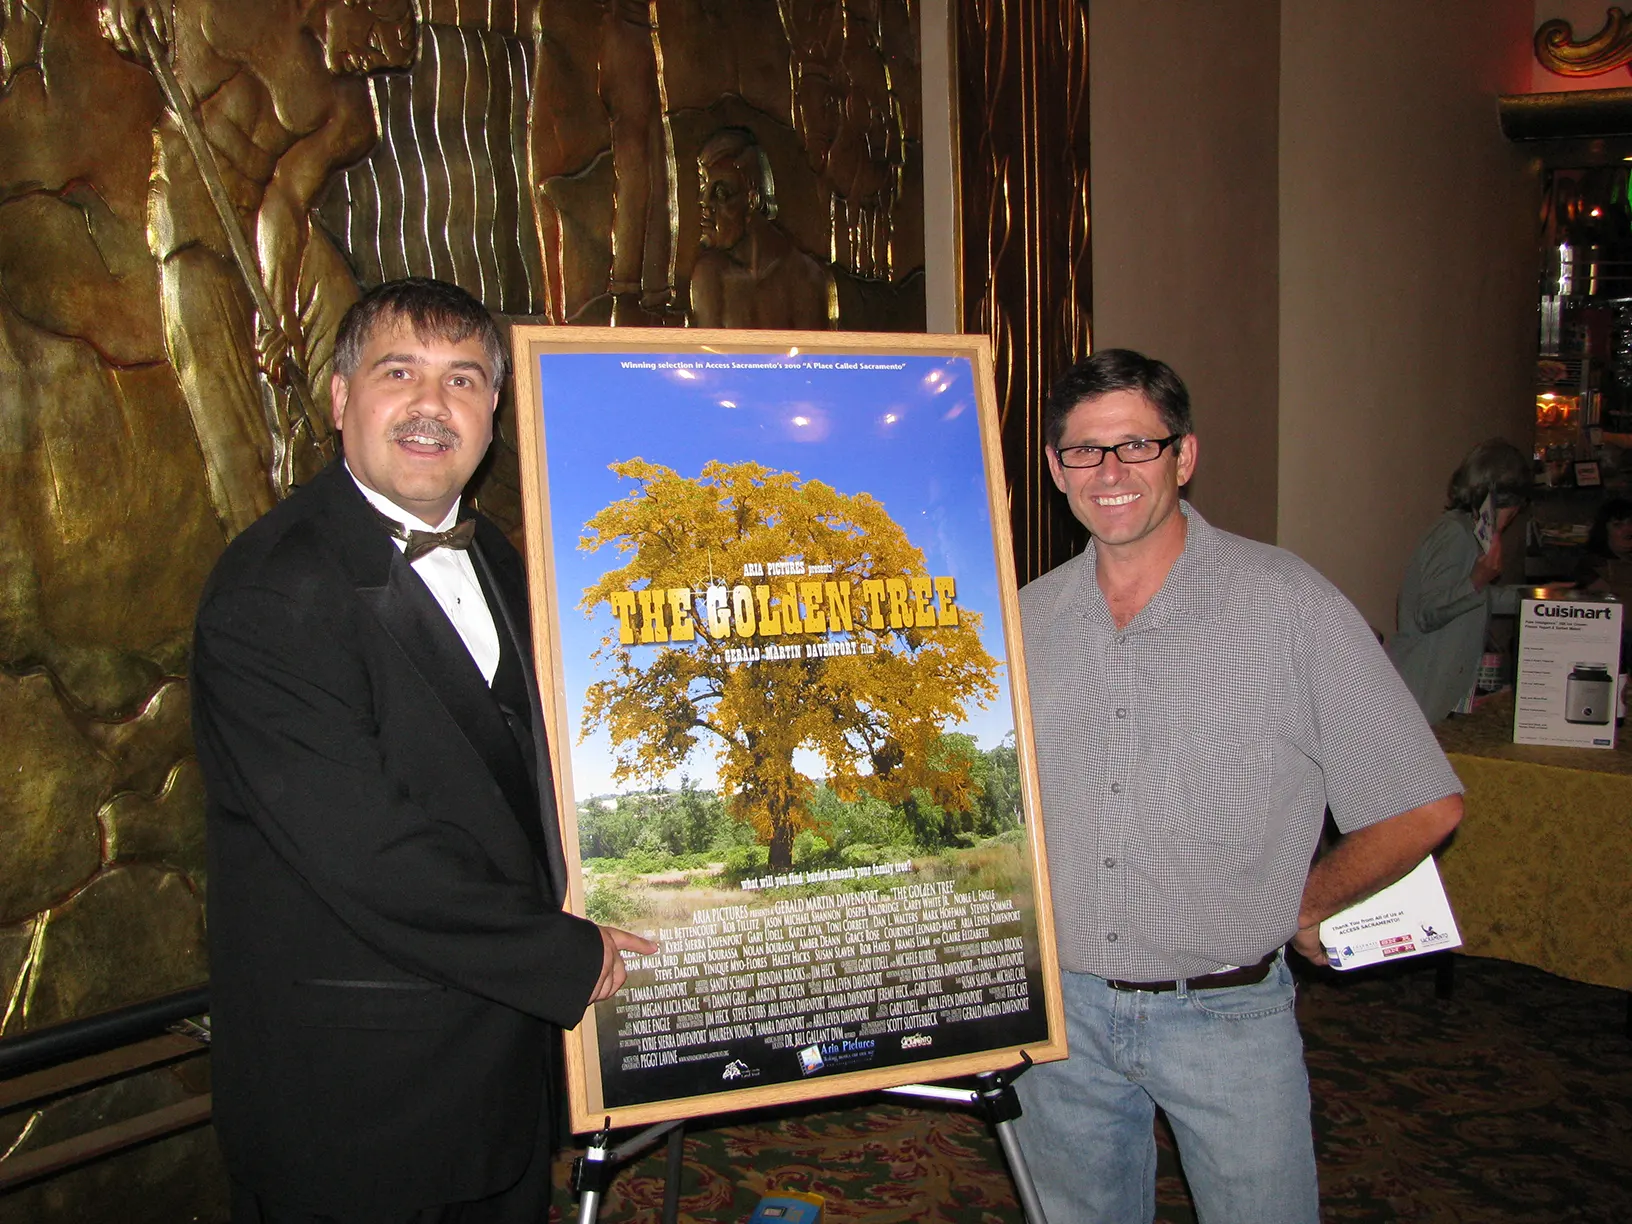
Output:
[533, 348, 1018, 799]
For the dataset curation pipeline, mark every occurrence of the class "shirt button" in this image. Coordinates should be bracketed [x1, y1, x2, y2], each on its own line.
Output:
[1106, 932, 1119, 943]
[1104, 857, 1116, 868]
[1113, 635, 1125, 645]
[1110, 782, 1122, 794]
[1115, 708, 1127, 719]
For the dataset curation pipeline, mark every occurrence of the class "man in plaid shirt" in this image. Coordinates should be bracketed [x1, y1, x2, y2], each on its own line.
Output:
[1013, 349, 1463, 1224]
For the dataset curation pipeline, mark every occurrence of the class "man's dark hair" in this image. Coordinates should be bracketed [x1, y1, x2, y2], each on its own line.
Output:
[1444, 438, 1530, 513]
[333, 277, 507, 388]
[1043, 349, 1192, 448]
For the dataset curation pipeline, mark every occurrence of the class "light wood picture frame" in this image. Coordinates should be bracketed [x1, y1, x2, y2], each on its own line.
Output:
[510, 327, 1066, 1131]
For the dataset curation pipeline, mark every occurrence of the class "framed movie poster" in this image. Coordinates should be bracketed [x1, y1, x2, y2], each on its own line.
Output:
[510, 328, 1066, 1130]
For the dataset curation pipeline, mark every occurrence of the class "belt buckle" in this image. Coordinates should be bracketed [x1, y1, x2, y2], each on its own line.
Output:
[1104, 977, 1177, 993]
[1105, 951, 1276, 994]
[1190, 952, 1277, 991]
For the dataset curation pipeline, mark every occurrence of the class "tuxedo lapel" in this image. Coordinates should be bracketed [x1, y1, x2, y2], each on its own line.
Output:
[356, 554, 541, 843]
[471, 536, 570, 903]
[307, 464, 540, 852]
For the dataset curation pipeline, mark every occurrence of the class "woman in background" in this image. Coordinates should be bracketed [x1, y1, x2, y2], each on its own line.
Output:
[1387, 439, 1530, 723]
[1578, 497, 1632, 671]
[1578, 496, 1632, 602]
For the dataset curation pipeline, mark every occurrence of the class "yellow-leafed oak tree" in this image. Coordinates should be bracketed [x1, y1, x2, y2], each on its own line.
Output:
[579, 459, 1000, 871]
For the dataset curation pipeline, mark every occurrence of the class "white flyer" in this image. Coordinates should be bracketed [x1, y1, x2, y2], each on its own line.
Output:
[1318, 856, 1461, 970]
[1473, 492, 1497, 555]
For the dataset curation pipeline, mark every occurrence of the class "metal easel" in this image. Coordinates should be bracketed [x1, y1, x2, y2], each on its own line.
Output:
[573, 1117, 686, 1224]
[570, 1053, 1048, 1224]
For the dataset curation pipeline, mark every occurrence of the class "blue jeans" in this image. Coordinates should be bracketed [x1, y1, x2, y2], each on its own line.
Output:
[1012, 955, 1319, 1224]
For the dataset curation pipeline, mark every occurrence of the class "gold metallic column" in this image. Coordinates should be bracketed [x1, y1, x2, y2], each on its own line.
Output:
[956, 0, 1092, 584]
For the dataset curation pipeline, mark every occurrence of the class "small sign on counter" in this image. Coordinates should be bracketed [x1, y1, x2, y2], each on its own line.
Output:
[1514, 593, 1622, 749]
[1319, 857, 1462, 971]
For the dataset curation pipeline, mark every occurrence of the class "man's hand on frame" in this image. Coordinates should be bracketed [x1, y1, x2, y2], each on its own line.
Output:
[590, 926, 660, 1003]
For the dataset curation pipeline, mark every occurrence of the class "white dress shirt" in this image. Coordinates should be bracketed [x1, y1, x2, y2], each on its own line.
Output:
[349, 467, 502, 685]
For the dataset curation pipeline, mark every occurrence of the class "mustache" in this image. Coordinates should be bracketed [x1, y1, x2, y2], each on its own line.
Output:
[388, 417, 460, 448]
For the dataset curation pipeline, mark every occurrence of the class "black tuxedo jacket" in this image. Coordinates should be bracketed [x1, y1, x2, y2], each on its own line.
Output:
[192, 460, 603, 1213]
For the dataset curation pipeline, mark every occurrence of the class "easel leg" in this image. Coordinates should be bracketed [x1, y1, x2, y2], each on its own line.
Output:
[573, 1125, 611, 1224]
[572, 1118, 686, 1224]
[886, 1057, 1048, 1224]
[580, 1062, 1050, 1223]
[662, 1124, 685, 1224]
[976, 1062, 1049, 1224]
[991, 1117, 1048, 1224]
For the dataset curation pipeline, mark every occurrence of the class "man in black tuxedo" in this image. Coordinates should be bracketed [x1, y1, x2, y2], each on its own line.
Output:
[192, 277, 656, 1223]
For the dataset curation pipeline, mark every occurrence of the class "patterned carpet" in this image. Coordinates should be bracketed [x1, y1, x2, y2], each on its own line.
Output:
[552, 955, 1632, 1223]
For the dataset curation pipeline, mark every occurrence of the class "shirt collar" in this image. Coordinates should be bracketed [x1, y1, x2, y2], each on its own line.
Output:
[1071, 502, 1224, 631]
[346, 463, 460, 534]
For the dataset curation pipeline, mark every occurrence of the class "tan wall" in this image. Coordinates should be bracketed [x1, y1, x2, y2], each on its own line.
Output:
[1278, 1, 1539, 630]
[1089, 0, 1540, 626]
[1088, 1, 1282, 544]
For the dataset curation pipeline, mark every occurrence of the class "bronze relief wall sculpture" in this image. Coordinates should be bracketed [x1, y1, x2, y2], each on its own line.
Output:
[0, 0, 924, 1211]
[319, 0, 924, 332]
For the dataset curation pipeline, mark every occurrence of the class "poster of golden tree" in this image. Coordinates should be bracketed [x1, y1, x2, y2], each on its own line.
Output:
[512, 329, 1065, 1129]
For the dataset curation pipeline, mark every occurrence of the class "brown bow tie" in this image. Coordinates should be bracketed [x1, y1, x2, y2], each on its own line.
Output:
[372, 507, 477, 562]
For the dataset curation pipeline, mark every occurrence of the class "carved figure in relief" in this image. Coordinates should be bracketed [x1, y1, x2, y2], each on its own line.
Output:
[599, 0, 676, 322]
[777, 0, 907, 278]
[528, 0, 678, 325]
[690, 126, 834, 330]
[99, 0, 415, 536]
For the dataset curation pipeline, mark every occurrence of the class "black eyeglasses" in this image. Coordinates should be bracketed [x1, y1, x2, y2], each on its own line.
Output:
[1053, 435, 1183, 469]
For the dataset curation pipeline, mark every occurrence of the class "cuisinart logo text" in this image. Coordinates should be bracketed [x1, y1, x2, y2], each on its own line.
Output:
[1531, 602, 1614, 620]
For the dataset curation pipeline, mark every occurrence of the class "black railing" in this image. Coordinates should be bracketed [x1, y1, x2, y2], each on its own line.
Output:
[0, 986, 209, 1080]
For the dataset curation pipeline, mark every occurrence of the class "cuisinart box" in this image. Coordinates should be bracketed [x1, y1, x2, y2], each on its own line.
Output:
[1514, 593, 1623, 748]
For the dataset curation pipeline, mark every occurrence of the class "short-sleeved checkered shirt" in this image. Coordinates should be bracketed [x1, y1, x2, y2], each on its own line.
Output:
[1020, 504, 1462, 981]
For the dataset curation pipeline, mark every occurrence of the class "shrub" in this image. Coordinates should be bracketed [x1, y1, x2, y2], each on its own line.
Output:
[720, 843, 770, 885]
[839, 843, 890, 867]
[619, 846, 669, 875]
[586, 880, 641, 926]
[791, 829, 833, 868]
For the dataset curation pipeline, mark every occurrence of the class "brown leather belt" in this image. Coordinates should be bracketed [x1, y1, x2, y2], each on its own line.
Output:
[1104, 949, 1278, 994]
